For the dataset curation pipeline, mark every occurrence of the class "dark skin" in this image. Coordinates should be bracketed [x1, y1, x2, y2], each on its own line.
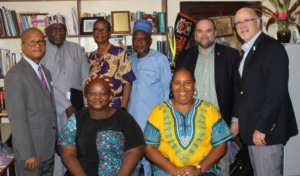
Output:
[93, 21, 132, 109]
[145, 70, 227, 176]
[45, 23, 77, 117]
[132, 30, 152, 59]
[60, 82, 144, 176]
[20, 30, 46, 171]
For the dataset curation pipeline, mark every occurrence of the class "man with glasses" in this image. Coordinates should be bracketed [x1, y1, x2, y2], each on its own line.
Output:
[5, 28, 56, 176]
[41, 13, 90, 176]
[235, 8, 298, 176]
[175, 18, 240, 176]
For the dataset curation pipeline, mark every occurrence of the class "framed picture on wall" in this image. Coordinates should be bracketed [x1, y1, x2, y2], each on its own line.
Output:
[111, 11, 131, 34]
[210, 16, 234, 37]
[31, 19, 46, 35]
[80, 17, 104, 35]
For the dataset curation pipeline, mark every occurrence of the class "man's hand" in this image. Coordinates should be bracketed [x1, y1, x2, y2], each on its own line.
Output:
[24, 156, 37, 171]
[66, 105, 77, 118]
[230, 122, 239, 139]
[253, 130, 267, 148]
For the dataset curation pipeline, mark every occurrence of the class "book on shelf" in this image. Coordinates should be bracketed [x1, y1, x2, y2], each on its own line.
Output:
[158, 12, 166, 33]
[0, 90, 5, 111]
[71, 6, 78, 35]
[0, 6, 79, 36]
[157, 41, 162, 53]
[0, 49, 22, 76]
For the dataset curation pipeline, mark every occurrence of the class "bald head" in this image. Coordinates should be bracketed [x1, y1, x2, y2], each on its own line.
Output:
[235, 7, 261, 43]
[236, 8, 259, 19]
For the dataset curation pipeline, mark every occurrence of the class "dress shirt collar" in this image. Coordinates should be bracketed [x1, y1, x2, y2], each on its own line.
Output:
[23, 55, 41, 71]
[198, 44, 215, 56]
[241, 31, 262, 53]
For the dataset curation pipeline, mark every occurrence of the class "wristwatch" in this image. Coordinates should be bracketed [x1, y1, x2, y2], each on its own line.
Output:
[196, 164, 202, 175]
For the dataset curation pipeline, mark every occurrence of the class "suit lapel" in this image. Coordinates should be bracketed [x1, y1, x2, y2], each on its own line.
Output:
[214, 44, 222, 89]
[20, 58, 54, 106]
[237, 51, 244, 88]
[240, 32, 265, 87]
[191, 46, 199, 74]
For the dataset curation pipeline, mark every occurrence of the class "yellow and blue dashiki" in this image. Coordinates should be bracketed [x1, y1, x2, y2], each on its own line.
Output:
[144, 99, 233, 176]
[89, 46, 136, 108]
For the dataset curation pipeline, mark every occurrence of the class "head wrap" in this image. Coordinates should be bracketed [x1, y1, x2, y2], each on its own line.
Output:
[84, 75, 114, 98]
[133, 20, 152, 35]
[45, 13, 66, 28]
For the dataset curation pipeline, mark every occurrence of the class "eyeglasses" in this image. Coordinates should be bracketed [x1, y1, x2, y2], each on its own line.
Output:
[234, 18, 257, 27]
[22, 40, 46, 46]
[93, 28, 109, 33]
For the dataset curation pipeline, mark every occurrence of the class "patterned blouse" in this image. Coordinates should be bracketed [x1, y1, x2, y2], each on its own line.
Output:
[144, 99, 233, 176]
[89, 46, 136, 108]
[58, 109, 144, 176]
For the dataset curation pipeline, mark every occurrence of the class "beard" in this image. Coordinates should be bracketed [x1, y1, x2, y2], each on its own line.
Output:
[196, 38, 215, 49]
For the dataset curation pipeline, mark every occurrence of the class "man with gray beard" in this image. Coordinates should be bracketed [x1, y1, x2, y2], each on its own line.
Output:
[175, 18, 240, 176]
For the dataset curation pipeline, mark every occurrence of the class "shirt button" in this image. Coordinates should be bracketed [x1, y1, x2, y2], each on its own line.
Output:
[205, 93, 207, 95]
[205, 81, 207, 83]
[205, 70, 207, 72]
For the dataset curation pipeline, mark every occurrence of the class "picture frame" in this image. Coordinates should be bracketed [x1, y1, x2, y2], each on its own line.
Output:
[111, 11, 131, 34]
[31, 19, 46, 35]
[80, 17, 104, 35]
[210, 16, 234, 37]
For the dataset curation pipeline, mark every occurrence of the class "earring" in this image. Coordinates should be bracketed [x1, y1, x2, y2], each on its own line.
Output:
[169, 89, 174, 97]
[193, 88, 198, 97]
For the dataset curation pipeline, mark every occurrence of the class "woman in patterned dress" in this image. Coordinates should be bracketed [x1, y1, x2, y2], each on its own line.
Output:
[88, 19, 136, 109]
[58, 75, 145, 176]
[143, 68, 234, 176]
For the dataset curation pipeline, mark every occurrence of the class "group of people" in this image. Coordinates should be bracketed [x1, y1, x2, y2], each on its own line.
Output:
[4, 7, 298, 176]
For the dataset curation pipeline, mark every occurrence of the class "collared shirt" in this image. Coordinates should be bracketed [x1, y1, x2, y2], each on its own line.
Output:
[23, 55, 51, 92]
[194, 45, 219, 111]
[128, 49, 172, 131]
[239, 31, 262, 76]
[40, 38, 90, 116]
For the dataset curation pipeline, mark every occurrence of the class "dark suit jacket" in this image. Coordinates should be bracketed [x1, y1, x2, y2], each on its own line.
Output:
[175, 43, 240, 127]
[5, 58, 57, 162]
[237, 32, 298, 145]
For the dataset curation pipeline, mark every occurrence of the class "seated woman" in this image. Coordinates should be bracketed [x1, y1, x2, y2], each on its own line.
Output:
[144, 68, 233, 176]
[58, 74, 145, 176]
[89, 19, 136, 108]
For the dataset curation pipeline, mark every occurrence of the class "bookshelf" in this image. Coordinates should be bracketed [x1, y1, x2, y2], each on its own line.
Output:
[0, 0, 169, 54]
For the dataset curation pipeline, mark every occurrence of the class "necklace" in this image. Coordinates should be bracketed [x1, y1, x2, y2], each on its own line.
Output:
[90, 109, 109, 120]
[94, 43, 112, 62]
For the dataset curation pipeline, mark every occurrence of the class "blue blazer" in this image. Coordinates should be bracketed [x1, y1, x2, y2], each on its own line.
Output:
[237, 32, 298, 145]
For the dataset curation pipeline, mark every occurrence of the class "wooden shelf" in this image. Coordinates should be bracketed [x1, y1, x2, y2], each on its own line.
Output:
[0, 0, 76, 1]
[0, 113, 8, 117]
[0, 76, 5, 79]
[1, 32, 167, 39]
[0, 36, 21, 39]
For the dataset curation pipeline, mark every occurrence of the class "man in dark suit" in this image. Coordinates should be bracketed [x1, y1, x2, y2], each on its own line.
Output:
[5, 28, 56, 176]
[175, 18, 240, 176]
[234, 8, 298, 176]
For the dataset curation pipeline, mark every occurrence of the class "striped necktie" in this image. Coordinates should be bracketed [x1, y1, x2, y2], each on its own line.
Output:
[38, 66, 52, 101]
